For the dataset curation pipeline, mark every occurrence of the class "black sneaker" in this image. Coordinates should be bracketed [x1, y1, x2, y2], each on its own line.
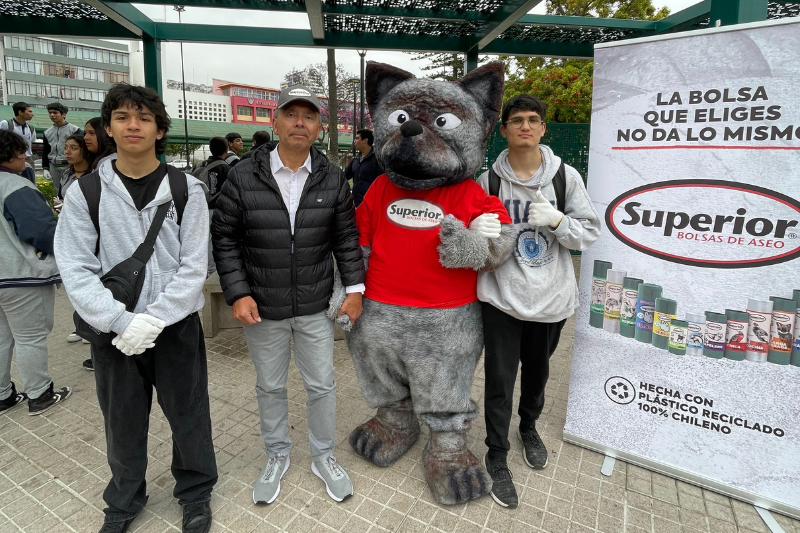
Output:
[83, 358, 94, 371]
[182, 501, 212, 533]
[28, 382, 71, 416]
[518, 427, 548, 469]
[0, 382, 26, 415]
[482, 454, 518, 508]
[98, 516, 135, 533]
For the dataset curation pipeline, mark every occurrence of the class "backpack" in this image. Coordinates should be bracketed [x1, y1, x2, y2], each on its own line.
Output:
[3, 118, 28, 136]
[192, 159, 228, 204]
[78, 165, 189, 255]
[224, 152, 239, 165]
[489, 160, 566, 214]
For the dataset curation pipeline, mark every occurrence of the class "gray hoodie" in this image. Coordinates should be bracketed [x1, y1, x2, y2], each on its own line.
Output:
[476, 145, 601, 323]
[54, 158, 209, 334]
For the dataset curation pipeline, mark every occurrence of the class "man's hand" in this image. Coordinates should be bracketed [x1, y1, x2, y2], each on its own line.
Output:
[338, 292, 363, 323]
[469, 213, 501, 238]
[528, 190, 564, 229]
[233, 296, 261, 325]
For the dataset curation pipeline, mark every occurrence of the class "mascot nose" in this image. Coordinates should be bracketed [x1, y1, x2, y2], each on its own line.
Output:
[400, 120, 424, 138]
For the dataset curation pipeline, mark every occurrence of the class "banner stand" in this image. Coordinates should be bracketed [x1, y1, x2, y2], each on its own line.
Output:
[564, 432, 800, 521]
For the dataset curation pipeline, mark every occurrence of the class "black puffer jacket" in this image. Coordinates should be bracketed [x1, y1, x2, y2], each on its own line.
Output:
[346, 148, 383, 207]
[211, 142, 364, 320]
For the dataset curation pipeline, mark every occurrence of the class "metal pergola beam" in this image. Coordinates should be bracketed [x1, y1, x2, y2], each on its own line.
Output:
[82, 0, 156, 37]
[0, 15, 138, 39]
[473, 0, 544, 50]
[482, 38, 594, 58]
[653, 0, 712, 34]
[709, 0, 768, 26]
[305, 0, 325, 41]
[517, 14, 657, 31]
[153, 23, 317, 47]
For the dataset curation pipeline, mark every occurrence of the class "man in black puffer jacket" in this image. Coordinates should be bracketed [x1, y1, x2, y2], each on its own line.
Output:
[211, 85, 364, 506]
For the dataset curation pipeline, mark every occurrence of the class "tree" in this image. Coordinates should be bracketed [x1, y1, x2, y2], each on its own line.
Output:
[503, 0, 669, 122]
[407, 52, 490, 81]
[165, 142, 203, 164]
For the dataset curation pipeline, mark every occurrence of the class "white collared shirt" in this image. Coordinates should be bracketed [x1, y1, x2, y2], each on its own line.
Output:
[270, 144, 364, 294]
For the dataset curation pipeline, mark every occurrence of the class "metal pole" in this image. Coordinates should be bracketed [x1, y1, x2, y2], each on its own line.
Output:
[175, 5, 190, 168]
[353, 81, 357, 158]
[358, 50, 367, 129]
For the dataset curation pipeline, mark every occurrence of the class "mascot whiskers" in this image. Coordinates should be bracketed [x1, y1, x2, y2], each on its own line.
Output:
[329, 61, 515, 505]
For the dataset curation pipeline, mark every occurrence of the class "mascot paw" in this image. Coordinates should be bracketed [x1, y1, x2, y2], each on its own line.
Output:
[349, 415, 421, 467]
[422, 433, 492, 505]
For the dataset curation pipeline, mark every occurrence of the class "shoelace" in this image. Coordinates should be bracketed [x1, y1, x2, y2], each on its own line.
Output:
[260, 457, 279, 483]
[325, 457, 345, 479]
[489, 462, 514, 483]
[520, 431, 545, 449]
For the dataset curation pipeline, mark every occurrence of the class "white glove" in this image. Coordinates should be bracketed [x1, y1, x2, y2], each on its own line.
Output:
[468, 213, 501, 239]
[528, 190, 564, 228]
[112, 335, 151, 356]
[118, 314, 166, 352]
[43, 169, 52, 182]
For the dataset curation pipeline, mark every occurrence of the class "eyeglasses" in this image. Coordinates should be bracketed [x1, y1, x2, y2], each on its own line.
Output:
[506, 116, 543, 128]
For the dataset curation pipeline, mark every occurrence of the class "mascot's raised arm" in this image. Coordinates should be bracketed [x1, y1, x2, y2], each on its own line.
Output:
[328, 60, 514, 505]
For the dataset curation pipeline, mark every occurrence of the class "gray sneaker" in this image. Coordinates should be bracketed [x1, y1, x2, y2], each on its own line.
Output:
[312, 456, 353, 502]
[253, 454, 290, 505]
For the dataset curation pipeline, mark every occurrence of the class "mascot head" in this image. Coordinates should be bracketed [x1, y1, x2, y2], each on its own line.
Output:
[366, 61, 505, 190]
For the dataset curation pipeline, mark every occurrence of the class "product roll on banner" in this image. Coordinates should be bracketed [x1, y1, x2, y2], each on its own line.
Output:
[565, 19, 800, 519]
[590, 260, 613, 328]
[620, 277, 645, 338]
[603, 270, 627, 334]
[685, 312, 706, 357]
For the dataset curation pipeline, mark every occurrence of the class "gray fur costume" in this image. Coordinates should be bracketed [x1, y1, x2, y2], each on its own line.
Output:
[330, 62, 514, 505]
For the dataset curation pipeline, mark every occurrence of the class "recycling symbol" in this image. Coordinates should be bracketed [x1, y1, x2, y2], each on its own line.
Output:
[604, 376, 636, 405]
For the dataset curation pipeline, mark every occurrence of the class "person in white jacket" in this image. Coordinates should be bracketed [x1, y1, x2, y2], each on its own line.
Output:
[477, 94, 601, 509]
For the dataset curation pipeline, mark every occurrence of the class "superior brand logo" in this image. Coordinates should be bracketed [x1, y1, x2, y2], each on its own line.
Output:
[386, 198, 444, 230]
[606, 180, 800, 268]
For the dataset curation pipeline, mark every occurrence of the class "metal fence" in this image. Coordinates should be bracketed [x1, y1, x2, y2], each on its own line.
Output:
[482, 123, 590, 183]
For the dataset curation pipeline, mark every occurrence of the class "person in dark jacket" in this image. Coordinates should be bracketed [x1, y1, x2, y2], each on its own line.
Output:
[345, 129, 382, 207]
[224, 132, 242, 166]
[240, 130, 271, 161]
[212, 85, 364, 506]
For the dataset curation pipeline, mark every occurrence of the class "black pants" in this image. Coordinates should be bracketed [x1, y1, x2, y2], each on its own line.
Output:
[92, 313, 218, 522]
[482, 302, 566, 462]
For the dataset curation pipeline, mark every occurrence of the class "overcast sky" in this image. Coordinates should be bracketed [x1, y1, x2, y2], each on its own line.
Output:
[130, 0, 700, 89]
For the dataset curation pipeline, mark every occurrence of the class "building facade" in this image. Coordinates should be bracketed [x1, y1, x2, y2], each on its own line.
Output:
[213, 80, 280, 126]
[1, 36, 130, 112]
[162, 82, 231, 122]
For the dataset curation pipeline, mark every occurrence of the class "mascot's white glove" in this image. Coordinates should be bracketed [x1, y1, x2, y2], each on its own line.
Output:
[469, 213, 501, 239]
[112, 314, 166, 355]
[43, 169, 52, 182]
[528, 190, 564, 229]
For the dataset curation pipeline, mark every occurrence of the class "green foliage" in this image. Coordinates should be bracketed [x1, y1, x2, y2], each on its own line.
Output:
[164, 142, 203, 159]
[504, 59, 594, 123]
[36, 178, 57, 219]
[407, 53, 490, 81]
[503, 0, 669, 122]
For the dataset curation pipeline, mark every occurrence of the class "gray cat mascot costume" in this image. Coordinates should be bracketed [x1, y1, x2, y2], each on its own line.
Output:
[330, 61, 515, 505]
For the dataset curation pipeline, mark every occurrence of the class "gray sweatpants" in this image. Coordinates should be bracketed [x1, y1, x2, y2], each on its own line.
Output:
[0, 285, 55, 401]
[49, 165, 66, 198]
[243, 310, 336, 462]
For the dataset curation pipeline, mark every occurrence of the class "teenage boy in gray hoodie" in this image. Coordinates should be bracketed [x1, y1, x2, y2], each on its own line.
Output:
[54, 84, 217, 533]
[477, 94, 601, 508]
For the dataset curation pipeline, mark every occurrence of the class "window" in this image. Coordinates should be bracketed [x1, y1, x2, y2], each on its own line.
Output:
[237, 105, 253, 117]
[6, 79, 106, 102]
[256, 108, 270, 119]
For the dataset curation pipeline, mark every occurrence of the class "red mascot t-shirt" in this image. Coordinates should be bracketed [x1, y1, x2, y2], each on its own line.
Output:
[357, 174, 511, 308]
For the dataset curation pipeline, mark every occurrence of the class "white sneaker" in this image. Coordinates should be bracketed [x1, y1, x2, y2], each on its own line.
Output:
[67, 331, 81, 343]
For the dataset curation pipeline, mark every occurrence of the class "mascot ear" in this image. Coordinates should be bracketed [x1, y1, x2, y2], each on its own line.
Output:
[366, 62, 415, 115]
[458, 61, 506, 138]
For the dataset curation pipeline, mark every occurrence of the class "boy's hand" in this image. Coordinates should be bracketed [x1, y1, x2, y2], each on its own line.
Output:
[528, 190, 563, 228]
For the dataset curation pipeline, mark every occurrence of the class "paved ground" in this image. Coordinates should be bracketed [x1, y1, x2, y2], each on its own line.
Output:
[1, 262, 799, 533]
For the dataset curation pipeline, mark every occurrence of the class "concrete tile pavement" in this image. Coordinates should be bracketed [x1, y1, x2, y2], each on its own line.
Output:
[1, 273, 799, 532]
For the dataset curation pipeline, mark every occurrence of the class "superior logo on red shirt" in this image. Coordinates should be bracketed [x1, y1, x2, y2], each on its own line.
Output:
[386, 199, 444, 229]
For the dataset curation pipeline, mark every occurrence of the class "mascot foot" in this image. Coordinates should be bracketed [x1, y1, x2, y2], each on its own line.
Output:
[349, 401, 421, 467]
[422, 429, 492, 505]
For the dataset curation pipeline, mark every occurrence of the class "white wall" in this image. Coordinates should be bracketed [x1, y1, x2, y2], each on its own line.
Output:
[162, 89, 231, 122]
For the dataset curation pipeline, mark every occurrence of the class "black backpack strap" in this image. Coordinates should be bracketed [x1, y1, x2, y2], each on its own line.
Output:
[77, 170, 102, 255]
[131, 201, 171, 264]
[166, 165, 188, 225]
[488, 167, 501, 197]
[553, 161, 567, 214]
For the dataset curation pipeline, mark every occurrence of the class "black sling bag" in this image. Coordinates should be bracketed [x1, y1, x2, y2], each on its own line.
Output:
[73, 186, 174, 344]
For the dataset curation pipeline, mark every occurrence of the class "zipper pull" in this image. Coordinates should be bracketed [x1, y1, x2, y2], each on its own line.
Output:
[291, 240, 295, 254]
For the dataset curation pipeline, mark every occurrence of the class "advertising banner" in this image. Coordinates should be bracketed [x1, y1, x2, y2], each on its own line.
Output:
[565, 19, 800, 518]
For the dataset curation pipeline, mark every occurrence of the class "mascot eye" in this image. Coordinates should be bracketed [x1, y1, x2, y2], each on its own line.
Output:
[434, 113, 461, 130]
[388, 110, 410, 126]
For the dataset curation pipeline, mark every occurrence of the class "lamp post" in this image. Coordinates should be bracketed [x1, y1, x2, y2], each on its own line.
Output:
[358, 50, 367, 130]
[174, 5, 190, 168]
[348, 77, 359, 160]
